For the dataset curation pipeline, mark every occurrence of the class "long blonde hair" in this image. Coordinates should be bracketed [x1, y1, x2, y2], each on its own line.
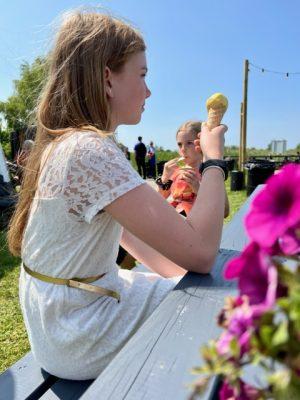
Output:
[8, 11, 145, 256]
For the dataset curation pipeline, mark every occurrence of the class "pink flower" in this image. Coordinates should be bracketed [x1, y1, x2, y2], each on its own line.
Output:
[218, 296, 244, 327]
[279, 222, 300, 255]
[224, 242, 278, 310]
[216, 331, 235, 356]
[245, 164, 300, 248]
[224, 242, 260, 280]
[219, 381, 235, 399]
[220, 380, 261, 400]
[217, 303, 254, 357]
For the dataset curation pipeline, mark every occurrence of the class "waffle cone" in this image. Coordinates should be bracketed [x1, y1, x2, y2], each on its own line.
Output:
[206, 106, 226, 130]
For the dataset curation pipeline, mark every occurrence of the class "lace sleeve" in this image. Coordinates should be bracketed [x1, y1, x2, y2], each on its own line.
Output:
[63, 133, 145, 223]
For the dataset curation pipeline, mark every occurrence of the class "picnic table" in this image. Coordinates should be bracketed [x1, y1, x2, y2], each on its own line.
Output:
[0, 186, 262, 400]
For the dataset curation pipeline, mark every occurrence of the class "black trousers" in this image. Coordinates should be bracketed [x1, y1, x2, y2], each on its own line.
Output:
[136, 157, 147, 179]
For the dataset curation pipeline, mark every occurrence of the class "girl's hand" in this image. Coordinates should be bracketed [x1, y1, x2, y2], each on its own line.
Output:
[178, 168, 200, 193]
[194, 124, 227, 161]
[161, 158, 179, 182]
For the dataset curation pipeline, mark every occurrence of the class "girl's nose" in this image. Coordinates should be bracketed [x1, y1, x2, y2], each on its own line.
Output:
[145, 84, 151, 98]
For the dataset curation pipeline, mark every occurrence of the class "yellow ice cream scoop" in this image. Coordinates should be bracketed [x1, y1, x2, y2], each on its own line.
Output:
[205, 93, 228, 130]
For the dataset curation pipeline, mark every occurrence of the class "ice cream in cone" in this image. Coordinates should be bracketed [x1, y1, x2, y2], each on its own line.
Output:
[205, 93, 228, 130]
[176, 157, 186, 168]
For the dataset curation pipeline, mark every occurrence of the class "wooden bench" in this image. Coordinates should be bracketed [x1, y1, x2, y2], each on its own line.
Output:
[0, 187, 261, 400]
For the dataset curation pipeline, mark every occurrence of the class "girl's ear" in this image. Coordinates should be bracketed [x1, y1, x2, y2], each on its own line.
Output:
[105, 66, 114, 98]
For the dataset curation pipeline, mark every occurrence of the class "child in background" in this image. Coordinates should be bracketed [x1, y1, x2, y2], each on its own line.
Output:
[157, 120, 229, 217]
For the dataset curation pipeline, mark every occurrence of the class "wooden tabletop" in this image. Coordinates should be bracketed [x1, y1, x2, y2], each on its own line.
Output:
[81, 187, 263, 400]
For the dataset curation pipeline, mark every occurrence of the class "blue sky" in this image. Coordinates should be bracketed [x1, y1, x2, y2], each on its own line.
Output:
[0, 0, 299, 151]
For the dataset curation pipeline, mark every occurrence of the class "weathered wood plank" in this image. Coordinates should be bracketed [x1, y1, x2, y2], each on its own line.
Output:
[220, 185, 263, 251]
[39, 379, 93, 400]
[0, 352, 57, 400]
[81, 249, 239, 400]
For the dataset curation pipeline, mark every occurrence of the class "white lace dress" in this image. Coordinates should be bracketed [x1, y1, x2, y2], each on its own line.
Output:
[20, 131, 178, 380]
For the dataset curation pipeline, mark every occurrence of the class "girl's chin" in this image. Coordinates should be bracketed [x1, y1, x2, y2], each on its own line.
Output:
[124, 115, 142, 125]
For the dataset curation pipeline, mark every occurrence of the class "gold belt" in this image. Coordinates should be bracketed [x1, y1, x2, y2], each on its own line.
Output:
[23, 264, 120, 302]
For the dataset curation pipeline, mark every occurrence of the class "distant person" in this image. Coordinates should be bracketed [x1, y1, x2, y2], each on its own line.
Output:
[134, 136, 147, 178]
[147, 141, 156, 178]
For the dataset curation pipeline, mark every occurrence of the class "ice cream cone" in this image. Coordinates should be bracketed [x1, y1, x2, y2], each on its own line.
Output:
[205, 93, 228, 130]
[206, 106, 227, 130]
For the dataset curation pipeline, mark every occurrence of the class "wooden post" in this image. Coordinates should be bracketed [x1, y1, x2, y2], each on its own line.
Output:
[241, 59, 249, 169]
[239, 102, 244, 170]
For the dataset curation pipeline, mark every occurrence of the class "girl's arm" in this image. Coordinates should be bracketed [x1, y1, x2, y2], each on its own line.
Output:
[105, 124, 227, 274]
[120, 229, 186, 277]
[179, 171, 229, 218]
[157, 185, 171, 199]
[156, 158, 177, 198]
[106, 168, 224, 273]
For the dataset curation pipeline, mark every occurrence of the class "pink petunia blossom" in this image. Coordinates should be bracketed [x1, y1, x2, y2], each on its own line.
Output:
[216, 331, 235, 356]
[279, 222, 300, 255]
[224, 242, 278, 311]
[217, 296, 245, 327]
[219, 381, 235, 399]
[217, 303, 254, 357]
[220, 380, 261, 400]
[245, 164, 300, 248]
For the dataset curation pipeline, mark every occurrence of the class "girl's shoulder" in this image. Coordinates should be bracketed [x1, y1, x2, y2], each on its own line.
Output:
[55, 130, 118, 154]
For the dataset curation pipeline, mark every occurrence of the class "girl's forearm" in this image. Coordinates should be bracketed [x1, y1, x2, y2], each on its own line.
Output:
[121, 229, 186, 277]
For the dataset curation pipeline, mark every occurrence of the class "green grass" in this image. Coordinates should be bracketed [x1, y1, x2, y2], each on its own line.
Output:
[0, 181, 246, 373]
[224, 179, 247, 223]
[0, 231, 30, 373]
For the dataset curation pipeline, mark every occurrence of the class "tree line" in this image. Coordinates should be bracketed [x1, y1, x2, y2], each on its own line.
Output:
[0, 57, 299, 160]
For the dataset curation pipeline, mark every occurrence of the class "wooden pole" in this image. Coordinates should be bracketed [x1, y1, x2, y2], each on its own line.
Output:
[239, 102, 244, 170]
[241, 59, 249, 169]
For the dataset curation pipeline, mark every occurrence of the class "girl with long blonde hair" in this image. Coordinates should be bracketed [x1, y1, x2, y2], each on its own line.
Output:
[8, 10, 228, 379]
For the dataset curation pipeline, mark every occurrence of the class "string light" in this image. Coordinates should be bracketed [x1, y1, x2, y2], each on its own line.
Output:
[249, 62, 300, 77]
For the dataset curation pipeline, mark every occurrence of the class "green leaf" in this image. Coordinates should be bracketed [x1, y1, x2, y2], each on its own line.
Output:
[274, 382, 300, 400]
[229, 337, 240, 358]
[259, 325, 275, 348]
[277, 298, 290, 311]
[272, 322, 289, 347]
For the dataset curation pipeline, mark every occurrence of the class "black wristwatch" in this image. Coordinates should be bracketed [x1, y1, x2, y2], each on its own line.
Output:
[199, 159, 228, 181]
[155, 177, 173, 190]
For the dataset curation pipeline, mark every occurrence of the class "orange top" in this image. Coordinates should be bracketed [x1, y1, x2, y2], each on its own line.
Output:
[169, 167, 201, 215]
